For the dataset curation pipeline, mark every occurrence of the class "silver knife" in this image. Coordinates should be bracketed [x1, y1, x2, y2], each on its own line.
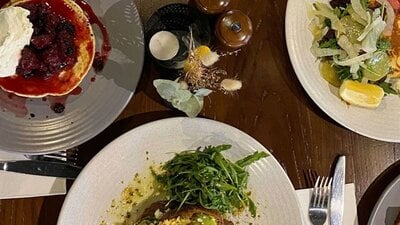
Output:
[0, 160, 81, 179]
[330, 155, 346, 225]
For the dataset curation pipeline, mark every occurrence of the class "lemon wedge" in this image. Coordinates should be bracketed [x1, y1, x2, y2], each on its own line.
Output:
[339, 80, 384, 108]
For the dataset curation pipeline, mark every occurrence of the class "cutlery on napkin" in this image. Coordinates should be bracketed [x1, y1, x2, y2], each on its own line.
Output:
[297, 183, 358, 225]
[0, 151, 66, 199]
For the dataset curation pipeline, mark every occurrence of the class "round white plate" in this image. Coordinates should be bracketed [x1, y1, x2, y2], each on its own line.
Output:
[285, 0, 400, 142]
[368, 175, 400, 225]
[0, 0, 144, 154]
[57, 117, 303, 225]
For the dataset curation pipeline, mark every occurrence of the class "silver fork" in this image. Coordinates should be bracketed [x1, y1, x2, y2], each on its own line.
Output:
[309, 176, 332, 225]
[24, 147, 80, 166]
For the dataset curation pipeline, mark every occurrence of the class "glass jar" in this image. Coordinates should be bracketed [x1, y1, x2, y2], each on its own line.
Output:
[194, 0, 231, 15]
[215, 10, 253, 49]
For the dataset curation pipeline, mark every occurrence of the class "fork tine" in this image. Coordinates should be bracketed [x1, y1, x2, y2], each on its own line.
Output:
[322, 177, 332, 208]
[319, 177, 329, 207]
[43, 148, 79, 165]
[309, 175, 329, 225]
[316, 176, 325, 207]
[311, 176, 321, 207]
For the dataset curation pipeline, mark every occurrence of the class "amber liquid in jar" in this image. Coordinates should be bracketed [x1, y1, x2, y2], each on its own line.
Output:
[215, 10, 253, 49]
[194, 0, 231, 14]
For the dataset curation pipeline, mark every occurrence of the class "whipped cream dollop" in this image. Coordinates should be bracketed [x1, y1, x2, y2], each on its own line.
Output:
[0, 6, 33, 77]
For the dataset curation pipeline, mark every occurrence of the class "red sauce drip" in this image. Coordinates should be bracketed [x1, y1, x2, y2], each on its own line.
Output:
[74, 0, 111, 72]
[0, 90, 28, 117]
[70, 86, 82, 95]
[0, 0, 94, 97]
[47, 86, 82, 113]
[90, 76, 96, 82]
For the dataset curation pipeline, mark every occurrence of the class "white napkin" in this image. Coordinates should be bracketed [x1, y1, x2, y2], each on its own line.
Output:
[296, 183, 358, 225]
[0, 151, 66, 199]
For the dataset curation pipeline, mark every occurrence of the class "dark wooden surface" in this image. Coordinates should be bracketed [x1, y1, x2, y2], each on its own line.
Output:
[1, 0, 400, 224]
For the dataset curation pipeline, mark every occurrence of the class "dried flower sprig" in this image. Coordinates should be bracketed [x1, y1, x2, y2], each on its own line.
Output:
[181, 31, 242, 93]
[153, 29, 243, 117]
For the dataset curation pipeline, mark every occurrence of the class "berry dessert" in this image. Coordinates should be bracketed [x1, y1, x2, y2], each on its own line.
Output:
[0, 0, 94, 97]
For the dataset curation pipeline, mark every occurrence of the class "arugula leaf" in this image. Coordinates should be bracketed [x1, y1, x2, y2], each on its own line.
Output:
[379, 82, 397, 94]
[155, 145, 268, 217]
[319, 38, 340, 49]
[377, 38, 391, 52]
[324, 18, 332, 28]
[333, 6, 350, 19]
[335, 66, 363, 82]
[336, 66, 352, 80]
[236, 151, 269, 168]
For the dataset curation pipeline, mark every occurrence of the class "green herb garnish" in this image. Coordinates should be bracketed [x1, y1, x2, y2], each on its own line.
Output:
[379, 82, 397, 94]
[319, 38, 340, 49]
[333, 6, 349, 19]
[154, 145, 268, 217]
[324, 18, 332, 28]
[336, 66, 363, 82]
[336, 66, 352, 80]
[377, 38, 392, 52]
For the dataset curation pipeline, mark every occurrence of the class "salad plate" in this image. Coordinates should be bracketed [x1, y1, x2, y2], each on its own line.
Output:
[285, 0, 400, 142]
[57, 117, 303, 225]
[0, 0, 144, 153]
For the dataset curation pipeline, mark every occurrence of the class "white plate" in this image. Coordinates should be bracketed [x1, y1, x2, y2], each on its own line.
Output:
[0, 0, 144, 154]
[285, 0, 400, 142]
[368, 175, 400, 225]
[57, 117, 303, 225]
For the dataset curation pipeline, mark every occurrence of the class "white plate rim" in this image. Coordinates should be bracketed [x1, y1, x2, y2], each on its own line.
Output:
[57, 117, 304, 225]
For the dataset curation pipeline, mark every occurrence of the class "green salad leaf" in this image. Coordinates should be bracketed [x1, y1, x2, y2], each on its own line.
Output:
[333, 6, 350, 19]
[379, 82, 398, 94]
[336, 66, 352, 80]
[377, 38, 391, 51]
[319, 38, 340, 49]
[154, 145, 268, 217]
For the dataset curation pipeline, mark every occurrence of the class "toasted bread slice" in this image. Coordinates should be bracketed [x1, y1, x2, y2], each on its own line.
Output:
[139, 201, 234, 225]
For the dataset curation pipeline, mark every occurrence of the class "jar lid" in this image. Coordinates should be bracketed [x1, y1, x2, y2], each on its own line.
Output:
[194, 0, 231, 14]
[215, 10, 253, 49]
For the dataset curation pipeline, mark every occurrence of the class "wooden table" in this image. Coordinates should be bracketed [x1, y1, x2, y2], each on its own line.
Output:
[1, 0, 399, 224]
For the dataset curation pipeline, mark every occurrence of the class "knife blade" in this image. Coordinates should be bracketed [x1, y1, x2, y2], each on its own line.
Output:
[0, 160, 81, 179]
[330, 155, 346, 225]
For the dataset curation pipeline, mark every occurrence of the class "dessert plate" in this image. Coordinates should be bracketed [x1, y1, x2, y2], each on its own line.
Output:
[0, 0, 144, 153]
[57, 117, 303, 225]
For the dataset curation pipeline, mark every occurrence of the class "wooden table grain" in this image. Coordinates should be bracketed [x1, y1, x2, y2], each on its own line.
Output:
[1, 0, 399, 224]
